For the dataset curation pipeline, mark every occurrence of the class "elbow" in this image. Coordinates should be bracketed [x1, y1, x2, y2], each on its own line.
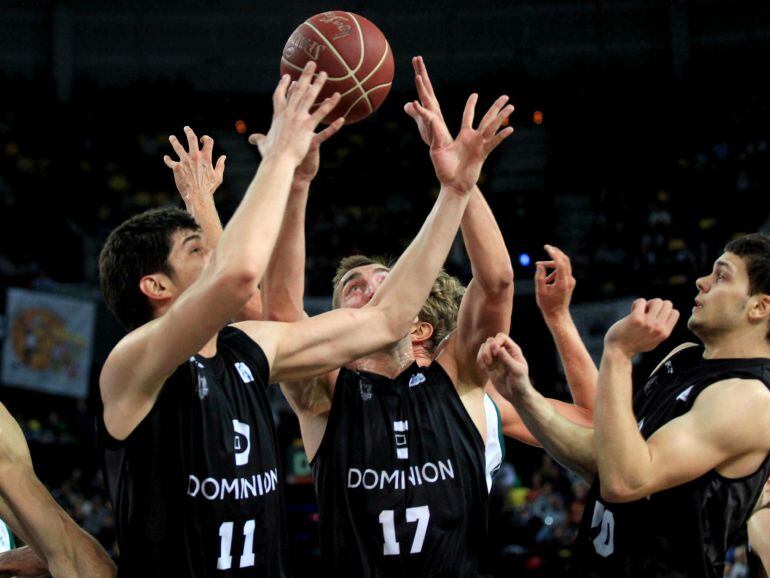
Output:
[599, 480, 640, 504]
[480, 268, 515, 300]
[216, 265, 260, 305]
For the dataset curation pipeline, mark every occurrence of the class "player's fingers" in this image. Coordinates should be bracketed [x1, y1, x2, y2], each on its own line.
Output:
[183, 126, 200, 154]
[415, 74, 436, 109]
[247, 133, 265, 146]
[414, 56, 437, 100]
[630, 298, 647, 319]
[310, 92, 341, 126]
[484, 103, 514, 137]
[163, 155, 178, 169]
[665, 308, 680, 332]
[200, 135, 214, 163]
[461, 93, 478, 129]
[289, 62, 318, 110]
[300, 70, 327, 113]
[545, 245, 573, 277]
[646, 298, 664, 319]
[486, 126, 514, 153]
[316, 117, 345, 145]
[168, 134, 188, 160]
[273, 74, 291, 111]
[214, 155, 226, 179]
[478, 95, 509, 132]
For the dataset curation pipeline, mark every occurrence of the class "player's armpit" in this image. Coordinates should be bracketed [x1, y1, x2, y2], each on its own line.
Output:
[601, 378, 770, 503]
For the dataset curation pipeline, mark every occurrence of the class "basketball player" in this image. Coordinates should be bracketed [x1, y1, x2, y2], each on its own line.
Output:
[478, 233, 770, 577]
[0, 402, 115, 577]
[98, 59, 511, 578]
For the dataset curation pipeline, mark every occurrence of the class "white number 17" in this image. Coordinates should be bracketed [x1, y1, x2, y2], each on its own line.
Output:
[378, 505, 430, 555]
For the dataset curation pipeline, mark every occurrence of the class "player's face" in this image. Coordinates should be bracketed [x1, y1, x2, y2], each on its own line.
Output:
[337, 264, 390, 309]
[688, 252, 753, 338]
[165, 229, 212, 295]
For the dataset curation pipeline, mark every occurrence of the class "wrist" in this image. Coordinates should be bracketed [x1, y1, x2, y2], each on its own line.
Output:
[290, 178, 312, 194]
[603, 344, 635, 363]
[543, 309, 570, 325]
[261, 150, 300, 170]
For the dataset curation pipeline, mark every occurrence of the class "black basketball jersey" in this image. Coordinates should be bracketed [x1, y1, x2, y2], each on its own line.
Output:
[312, 361, 491, 577]
[98, 326, 290, 577]
[574, 345, 770, 578]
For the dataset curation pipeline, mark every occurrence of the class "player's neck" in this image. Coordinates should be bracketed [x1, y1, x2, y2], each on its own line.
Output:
[197, 335, 218, 358]
[702, 331, 770, 360]
[347, 337, 414, 378]
[412, 343, 433, 367]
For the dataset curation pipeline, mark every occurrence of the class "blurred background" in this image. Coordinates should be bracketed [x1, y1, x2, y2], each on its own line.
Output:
[1, 0, 769, 575]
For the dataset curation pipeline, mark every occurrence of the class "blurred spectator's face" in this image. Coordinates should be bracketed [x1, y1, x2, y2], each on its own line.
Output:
[335, 264, 390, 309]
[688, 252, 754, 339]
[162, 229, 212, 298]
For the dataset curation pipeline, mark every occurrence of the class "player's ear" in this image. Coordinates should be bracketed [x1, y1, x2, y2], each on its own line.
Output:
[749, 294, 770, 323]
[411, 321, 434, 344]
[139, 273, 173, 304]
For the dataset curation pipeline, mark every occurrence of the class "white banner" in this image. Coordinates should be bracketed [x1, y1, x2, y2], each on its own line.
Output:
[2, 288, 95, 398]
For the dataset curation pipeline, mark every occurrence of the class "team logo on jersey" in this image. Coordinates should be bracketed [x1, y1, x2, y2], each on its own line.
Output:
[409, 373, 426, 388]
[234, 362, 254, 384]
[394, 420, 409, 459]
[359, 379, 373, 401]
[664, 360, 674, 374]
[191, 357, 209, 399]
[676, 385, 694, 402]
[233, 420, 251, 466]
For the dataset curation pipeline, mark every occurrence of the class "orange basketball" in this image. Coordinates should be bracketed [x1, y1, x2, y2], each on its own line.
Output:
[280, 11, 395, 124]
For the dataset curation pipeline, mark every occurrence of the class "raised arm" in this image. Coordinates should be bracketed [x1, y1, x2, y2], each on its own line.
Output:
[595, 299, 770, 503]
[100, 63, 342, 439]
[404, 56, 514, 387]
[252, 118, 345, 322]
[240, 88, 514, 383]
[0, 404, 115, 578]
[478, 334, 596, 481]
[535, 245, 598, 411]
[164, 128, 264, 321]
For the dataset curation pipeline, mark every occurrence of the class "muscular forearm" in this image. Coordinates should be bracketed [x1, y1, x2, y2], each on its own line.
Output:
[594, 348, 649, 500]
[214, 154, 296, 287]
[460, 187, 513, 295]
[544, 312, 599, 411]
[262, 180, 309, 322]
[508, 384, 596, 481]
[370, 188, 470, 333]
[184, 195, 223, 250]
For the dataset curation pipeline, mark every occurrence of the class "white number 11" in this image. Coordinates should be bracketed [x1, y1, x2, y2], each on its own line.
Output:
[378, 505, 430, 555]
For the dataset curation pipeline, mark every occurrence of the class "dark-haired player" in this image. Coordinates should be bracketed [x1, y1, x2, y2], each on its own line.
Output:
[479, 233, 770, 577]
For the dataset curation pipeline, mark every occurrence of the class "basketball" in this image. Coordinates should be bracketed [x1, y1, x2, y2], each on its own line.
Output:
[280, 11, 394, 124]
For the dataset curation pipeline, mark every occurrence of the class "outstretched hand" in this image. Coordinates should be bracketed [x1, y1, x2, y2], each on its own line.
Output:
[250, 62, 342, 168]
[404, 57, 514, 195]
[164, 126, 225, 203]
[477, 333, 532, 400]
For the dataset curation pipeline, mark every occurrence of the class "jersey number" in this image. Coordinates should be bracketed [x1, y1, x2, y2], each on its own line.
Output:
[378, 506, 430, 555]
[217, 520, 256, 570]
[590, 502, 615, 557]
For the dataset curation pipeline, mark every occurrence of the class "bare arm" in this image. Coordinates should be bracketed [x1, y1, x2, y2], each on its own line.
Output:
[0, 405, 115, 578]
[750, 507, 770, 577]
[485, 382, 593, 446]
[594, 299, 770, 502]
[535, 245, 598, 411]
[478, 335, 596, 480]
[255, 119, 345, 322]
[101, 64, 341, 439]
[405, 56, 514, 388]
[0, 545, 48, 577]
